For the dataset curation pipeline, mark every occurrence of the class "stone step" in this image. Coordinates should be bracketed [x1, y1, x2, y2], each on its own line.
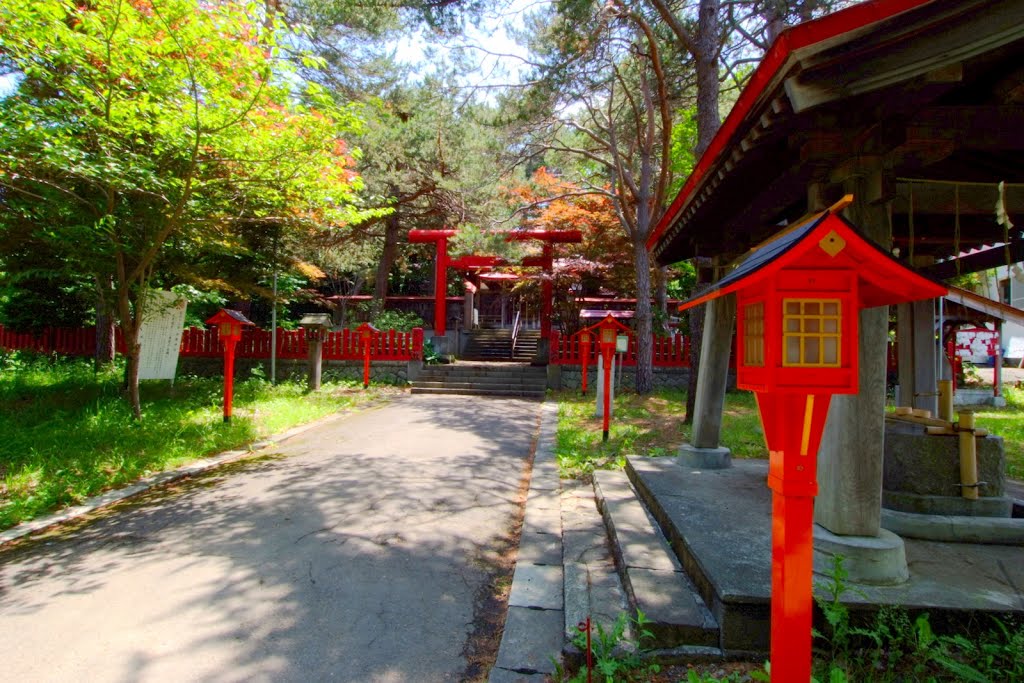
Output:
[593, 470, 720, 651]
[414, 380, 546, 390]
[414, 369, 545, 378]
[410, 386, 545, 398]
[418, 367, 546, 378]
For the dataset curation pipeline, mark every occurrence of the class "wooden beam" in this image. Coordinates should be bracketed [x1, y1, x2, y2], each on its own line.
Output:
[906, 106, 1024, 151]
[784, 0, 1024, 113]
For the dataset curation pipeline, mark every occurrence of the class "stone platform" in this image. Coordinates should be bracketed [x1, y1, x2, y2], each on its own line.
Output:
[625, 456, 1024, 655]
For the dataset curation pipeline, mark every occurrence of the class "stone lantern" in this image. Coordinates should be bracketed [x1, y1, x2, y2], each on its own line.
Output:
[299, 313, 333, 391]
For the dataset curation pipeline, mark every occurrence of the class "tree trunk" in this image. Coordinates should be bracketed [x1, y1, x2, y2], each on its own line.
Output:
[694, 0, 722, 156]
[654, 265, 670, 336]
[125, 329, 142, 420]
[94, 276, 116, 370]
[633, 238, 654, 394]
[372, 211, 401, 317]
[116, 283, 143, 420]
[95, 310, 116, 370]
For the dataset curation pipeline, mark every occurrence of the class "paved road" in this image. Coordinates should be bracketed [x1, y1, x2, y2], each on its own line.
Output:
[0, 395, 542, 682]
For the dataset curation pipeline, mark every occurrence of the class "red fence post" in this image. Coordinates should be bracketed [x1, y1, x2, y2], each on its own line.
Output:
[412, 327, 424, 359]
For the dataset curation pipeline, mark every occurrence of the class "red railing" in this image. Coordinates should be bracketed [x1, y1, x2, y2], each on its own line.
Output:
[0, 324, 424, 362]
[0, 325, 126, 356]
[549, 330, 692, 367]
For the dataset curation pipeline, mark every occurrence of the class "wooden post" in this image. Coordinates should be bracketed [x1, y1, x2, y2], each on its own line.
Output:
[435, 238, 448, 336]
[362, 333, 373, 389]
[994, 323, 1003, 398]
[771, 492, 814, 683]
[581, 333, 591, 394]
[691, 293, 737, 449]
[541, 243, 553, 340]
[223, 338, 237, 423]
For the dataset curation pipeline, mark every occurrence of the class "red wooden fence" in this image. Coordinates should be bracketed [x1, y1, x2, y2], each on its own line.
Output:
[549, 330, 692, 367]
[0, 324, 424, 362]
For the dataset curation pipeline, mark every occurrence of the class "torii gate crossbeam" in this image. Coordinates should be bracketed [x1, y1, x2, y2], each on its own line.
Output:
[408, 229, 582, 339]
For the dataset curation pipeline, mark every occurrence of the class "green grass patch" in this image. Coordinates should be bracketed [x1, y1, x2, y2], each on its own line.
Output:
[554, 388, 766, 479]
[557, 384, 1024, 482]
[976, 384, 1024, 480]
[0, 352, 392, 530]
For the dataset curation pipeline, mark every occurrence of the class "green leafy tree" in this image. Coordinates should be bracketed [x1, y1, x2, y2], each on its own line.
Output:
[0, 0, 373, 418]
[512, 0, 687, 393]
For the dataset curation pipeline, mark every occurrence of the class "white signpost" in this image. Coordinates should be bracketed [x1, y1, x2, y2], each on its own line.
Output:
[138, 290, 188, 382]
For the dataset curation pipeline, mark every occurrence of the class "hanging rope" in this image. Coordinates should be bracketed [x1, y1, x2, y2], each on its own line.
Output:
[954, 183, 961, 276]
[997, 180, 1013, 267]
[908, 182, 915, 265]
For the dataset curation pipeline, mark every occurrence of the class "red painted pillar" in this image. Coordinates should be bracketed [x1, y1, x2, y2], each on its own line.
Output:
[758, 391, 831, 683]
[363, 338, 372, 389]
[581, 334, 591, 394]
[435, 238, 449, 336]
[541, 243, 553, 340]
[770, 491, 814, 683]
[223, 338, 238, 423]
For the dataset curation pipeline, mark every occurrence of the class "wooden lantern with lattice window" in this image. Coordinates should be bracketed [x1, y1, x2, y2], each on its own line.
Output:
[678, 196, 946, 683]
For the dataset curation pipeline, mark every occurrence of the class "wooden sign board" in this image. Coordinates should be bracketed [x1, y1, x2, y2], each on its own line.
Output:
[138, 290, 187, 381]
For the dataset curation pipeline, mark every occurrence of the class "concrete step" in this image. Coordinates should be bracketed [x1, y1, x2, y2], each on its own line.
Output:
[593, 470, 720, 651]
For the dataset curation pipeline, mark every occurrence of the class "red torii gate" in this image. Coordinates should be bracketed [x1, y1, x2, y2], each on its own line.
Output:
[408, 229, 583, 338]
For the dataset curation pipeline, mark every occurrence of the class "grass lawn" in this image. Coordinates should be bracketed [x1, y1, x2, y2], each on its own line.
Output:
[0, 353, 397, 530]
[554, 386, 1024, 482]
[554, 388, 765, 479]
[976, 385, 1024, 480]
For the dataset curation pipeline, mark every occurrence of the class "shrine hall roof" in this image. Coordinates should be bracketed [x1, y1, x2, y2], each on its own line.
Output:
[650, 0, 1024, 267]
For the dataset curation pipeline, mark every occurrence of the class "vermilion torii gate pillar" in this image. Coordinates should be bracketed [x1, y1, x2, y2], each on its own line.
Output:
[408, 229, 457, 335]
[408, 229, 581, 341]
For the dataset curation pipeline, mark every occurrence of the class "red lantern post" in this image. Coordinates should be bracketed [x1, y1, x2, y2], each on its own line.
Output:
[580, 331, 592, 395]
[579, 315, 631, 442]
[678, 197, 946, 682]
[205, 309, 254, 423]
[357, 322, 378, 389]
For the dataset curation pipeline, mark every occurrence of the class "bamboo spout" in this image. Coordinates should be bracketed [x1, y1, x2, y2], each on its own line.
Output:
[938, 379, 953, 422]
[958, 410, 979, 500]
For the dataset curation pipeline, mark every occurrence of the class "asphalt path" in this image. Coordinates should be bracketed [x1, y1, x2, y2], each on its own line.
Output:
[0, 394, 542, 682]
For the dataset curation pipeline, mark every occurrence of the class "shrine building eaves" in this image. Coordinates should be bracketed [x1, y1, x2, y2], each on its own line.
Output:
[650, 0, 1024, 268]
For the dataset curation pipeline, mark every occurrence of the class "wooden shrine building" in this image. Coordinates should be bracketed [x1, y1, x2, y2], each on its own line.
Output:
[649, 0, 1024, 582]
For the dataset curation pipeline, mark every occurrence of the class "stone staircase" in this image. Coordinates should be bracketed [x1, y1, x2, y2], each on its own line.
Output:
[592, 470, 722, 654]
[411, 362, 547, 399]
[462, 328, 541, 362]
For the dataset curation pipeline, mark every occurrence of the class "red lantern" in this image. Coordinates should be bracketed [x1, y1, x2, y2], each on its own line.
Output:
[205, 309, 254, 423]
[578, 315, 632, 442]
[679, 196, 946, 683]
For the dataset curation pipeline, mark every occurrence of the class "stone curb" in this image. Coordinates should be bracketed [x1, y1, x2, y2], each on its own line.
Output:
[490, 400, 565, 682]
[0, 396, 398, 548]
